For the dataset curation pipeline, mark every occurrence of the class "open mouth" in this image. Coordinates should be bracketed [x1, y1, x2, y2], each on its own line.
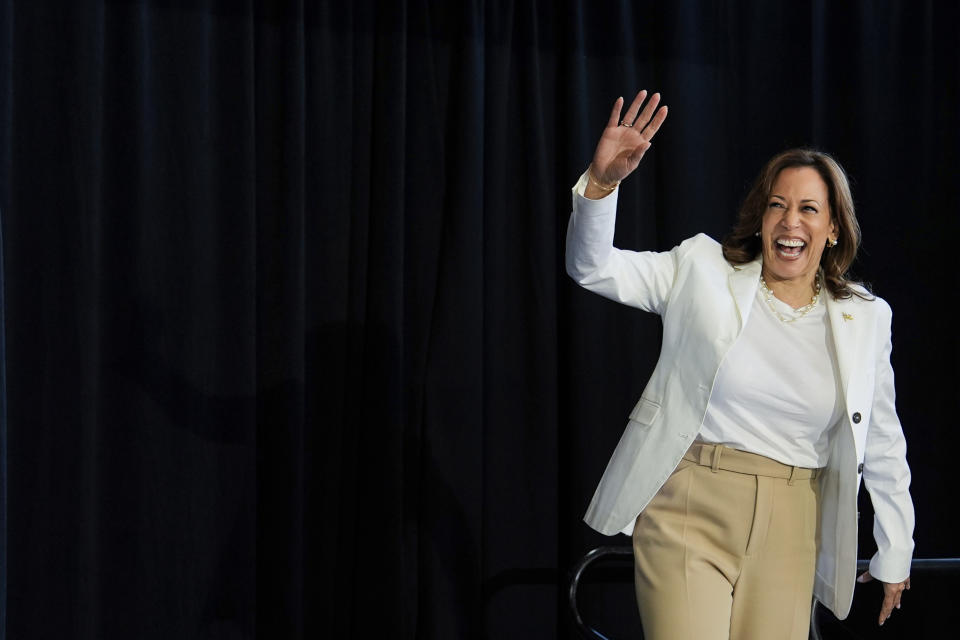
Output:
[776, 238, 806, 258]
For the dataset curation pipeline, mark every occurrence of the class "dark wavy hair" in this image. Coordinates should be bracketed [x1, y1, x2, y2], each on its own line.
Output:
[721, 148, 870, 300]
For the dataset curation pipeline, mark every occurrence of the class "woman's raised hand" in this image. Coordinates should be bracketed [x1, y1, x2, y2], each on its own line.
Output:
[586, 90, 668, 196]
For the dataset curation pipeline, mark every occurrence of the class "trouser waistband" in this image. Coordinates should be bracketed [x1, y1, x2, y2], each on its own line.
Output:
[683, 442, 820, 483]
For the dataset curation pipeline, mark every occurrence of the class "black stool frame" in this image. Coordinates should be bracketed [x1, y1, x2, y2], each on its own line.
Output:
[568, 546, 960, 640]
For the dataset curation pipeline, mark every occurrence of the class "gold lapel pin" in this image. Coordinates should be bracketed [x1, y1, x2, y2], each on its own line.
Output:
[842, 312, 853, 322]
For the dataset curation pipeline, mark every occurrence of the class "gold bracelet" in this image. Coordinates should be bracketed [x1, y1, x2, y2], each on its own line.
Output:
[587, 167, 619, 191]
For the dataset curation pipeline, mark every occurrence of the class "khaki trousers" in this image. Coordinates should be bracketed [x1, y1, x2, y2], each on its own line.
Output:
[633, 443, 820, 640]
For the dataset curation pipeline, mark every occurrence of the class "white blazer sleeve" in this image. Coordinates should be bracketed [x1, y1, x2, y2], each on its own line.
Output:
[863, 302, 915, 583]
[565, 172, 677, 316]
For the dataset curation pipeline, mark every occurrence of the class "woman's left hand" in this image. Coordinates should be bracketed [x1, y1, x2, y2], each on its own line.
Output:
[857, 570, 911, 626]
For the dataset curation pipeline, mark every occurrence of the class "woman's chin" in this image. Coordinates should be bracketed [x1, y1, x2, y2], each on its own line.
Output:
[764, 254, 808, 280]
[767, 266, 822, 288]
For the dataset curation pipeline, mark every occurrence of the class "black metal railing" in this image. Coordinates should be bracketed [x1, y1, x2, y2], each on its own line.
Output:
[568, 546, 960, 640]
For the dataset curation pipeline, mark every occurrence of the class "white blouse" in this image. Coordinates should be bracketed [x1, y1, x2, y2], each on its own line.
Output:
[698, 284, 843, 468]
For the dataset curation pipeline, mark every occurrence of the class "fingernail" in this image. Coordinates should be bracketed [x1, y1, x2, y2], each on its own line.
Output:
[897, 604, 901, 609]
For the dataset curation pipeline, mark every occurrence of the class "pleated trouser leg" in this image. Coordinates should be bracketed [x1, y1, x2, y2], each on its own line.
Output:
[632, 451, 819, 640]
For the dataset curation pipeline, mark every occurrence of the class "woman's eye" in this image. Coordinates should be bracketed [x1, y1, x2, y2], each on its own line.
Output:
[768, 201, 784, 208]
[803, 206, 818, 213]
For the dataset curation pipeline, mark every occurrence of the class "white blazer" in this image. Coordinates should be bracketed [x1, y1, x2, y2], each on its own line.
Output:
[565, 177, 914, 619]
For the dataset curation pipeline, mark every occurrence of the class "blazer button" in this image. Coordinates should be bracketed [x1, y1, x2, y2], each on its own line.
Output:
[858, 463, 864, 474]
[851, 412, 862, 424]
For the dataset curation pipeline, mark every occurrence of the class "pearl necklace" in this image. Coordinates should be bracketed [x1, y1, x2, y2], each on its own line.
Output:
[758, 275, 821, 323]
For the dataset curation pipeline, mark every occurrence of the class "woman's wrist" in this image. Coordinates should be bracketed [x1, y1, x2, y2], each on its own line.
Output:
[588, 165, 619, 190]
[585, 165, 620, 199]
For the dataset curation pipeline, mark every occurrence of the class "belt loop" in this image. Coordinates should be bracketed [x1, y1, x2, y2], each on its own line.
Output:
[788, 465, 798, 486]
[711, 445, 722, 473]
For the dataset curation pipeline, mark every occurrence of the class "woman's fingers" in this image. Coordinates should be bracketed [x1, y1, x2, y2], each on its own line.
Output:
[858, 571, 911, 625]
[591, 89, 667, 184]
[620, 89, 648, 126]
[623, 92, 668, 144]
[633, 92, 661, 130]
[603, 89, 667, 136]
[879, 592, 895, 625]
[876, 579, 909, 626]
[642, 105, 669, 141]
[606, 96, 625, 129]
[879, 583, 901, 625]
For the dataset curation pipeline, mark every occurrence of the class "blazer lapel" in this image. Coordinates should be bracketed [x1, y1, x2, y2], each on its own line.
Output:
[728, 258, 762, 332]
[825, 294, 856, 399]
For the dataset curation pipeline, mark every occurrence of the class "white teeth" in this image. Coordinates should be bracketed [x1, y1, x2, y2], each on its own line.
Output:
[777, 238, 805, 247]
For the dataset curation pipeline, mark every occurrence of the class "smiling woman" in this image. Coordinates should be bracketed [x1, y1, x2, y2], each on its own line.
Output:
[567, 92, 914, 640]
[760, 167, 836, 301]
[722, 149, 865, 304]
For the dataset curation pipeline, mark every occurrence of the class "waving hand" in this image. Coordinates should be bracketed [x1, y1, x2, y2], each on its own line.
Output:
[586, 90, 668, 198]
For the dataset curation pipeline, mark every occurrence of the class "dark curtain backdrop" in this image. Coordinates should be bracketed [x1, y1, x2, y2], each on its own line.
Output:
[0, 1, 957, 638]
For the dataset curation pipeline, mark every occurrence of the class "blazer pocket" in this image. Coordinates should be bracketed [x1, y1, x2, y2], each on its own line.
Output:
[629, 397, 662, 425]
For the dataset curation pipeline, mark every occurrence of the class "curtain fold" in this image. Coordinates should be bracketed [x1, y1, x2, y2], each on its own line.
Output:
[0, 6, 10, 640]
[0, 1, 957, 638]
[0, 207, 7, 640]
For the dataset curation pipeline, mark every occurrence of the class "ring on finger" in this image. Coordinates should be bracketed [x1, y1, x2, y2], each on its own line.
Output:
[620, 121, 634, 127]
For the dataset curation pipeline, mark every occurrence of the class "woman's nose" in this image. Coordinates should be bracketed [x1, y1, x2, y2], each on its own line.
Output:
[781, 208, 801, 228]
